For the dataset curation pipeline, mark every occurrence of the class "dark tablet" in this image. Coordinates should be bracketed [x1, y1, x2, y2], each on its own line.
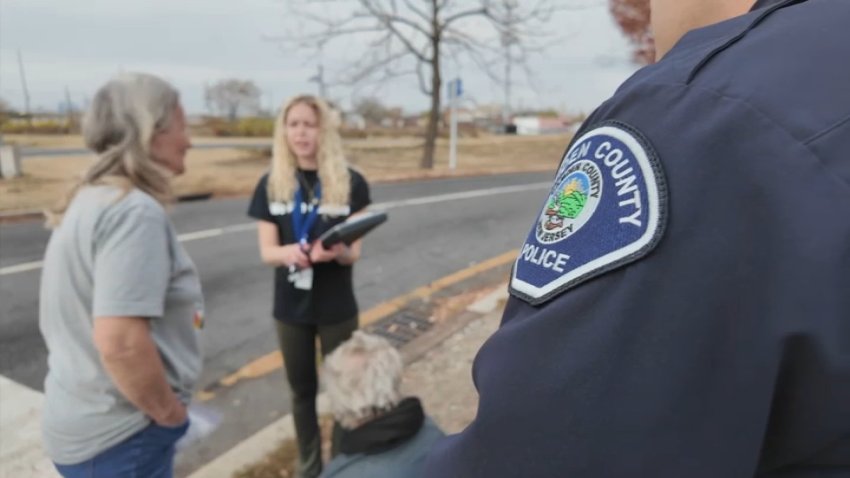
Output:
[319, 211, 388, 248]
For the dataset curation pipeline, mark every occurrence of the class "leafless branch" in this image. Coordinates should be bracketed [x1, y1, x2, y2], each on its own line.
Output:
[273, 0, 590, 169]
[403, 0, 431, 23]
[441, 7, 488, 31]
[357, 2, 431, 61]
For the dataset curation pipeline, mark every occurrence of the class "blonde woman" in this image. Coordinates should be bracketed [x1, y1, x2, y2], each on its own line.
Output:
[39, 73, 203, 478]
[247, 95, 371, 478]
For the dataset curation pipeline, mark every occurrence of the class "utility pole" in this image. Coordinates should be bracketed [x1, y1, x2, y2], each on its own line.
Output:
[17, 50, 32, 131]
[64, 87, 73, 112]
[309, 44, 328, 98]
[315, 64, 327, 98]
[308, 63, 327, 98]
[501, 0, 519, 130]
[1, 51, 24, 177]
[64, 86, 74, 131]
[448, 78, 462, 170]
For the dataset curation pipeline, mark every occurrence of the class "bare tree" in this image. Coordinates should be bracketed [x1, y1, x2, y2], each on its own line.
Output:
[279, 0, 571, 169]
[204, 79, 262, 121]
[353, 96, 390, 126]
[609, 0, 654, 64]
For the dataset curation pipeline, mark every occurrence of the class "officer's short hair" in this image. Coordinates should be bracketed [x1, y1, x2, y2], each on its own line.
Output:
[323, 331, 404, 429]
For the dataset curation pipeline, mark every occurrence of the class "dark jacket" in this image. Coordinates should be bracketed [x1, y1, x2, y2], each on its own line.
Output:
[321, 417, 444, 478]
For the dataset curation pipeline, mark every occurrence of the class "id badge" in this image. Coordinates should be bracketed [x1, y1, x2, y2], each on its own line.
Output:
[291, 267, 314, 291]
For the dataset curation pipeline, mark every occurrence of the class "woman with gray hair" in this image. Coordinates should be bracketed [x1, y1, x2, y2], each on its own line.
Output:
[320, 332, 444, 478]
[39, 72, 202, 478]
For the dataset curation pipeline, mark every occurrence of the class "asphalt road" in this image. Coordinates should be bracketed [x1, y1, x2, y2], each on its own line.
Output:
[0, 170, 557, 475]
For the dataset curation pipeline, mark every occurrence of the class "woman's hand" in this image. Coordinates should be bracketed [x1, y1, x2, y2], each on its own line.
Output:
[154, 400, 188, 428]
[281, 244, 311, 269]
[258, 221, 309, 268]
[309, 240, 347, 263]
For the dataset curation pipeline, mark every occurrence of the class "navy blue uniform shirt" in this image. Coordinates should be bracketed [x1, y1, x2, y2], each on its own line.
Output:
[425, 0, 850, 476]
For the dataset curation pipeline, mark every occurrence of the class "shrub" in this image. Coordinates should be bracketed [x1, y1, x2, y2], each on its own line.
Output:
[199, 117, 275, 137]
[0, 118, 78, 134]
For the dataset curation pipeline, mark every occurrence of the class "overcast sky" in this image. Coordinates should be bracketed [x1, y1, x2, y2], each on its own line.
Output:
[0, 0, 640, 116]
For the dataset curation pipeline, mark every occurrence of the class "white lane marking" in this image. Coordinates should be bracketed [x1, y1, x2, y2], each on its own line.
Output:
[371, 182, 550, 211]
[177, 229, 224, 241]
[0, 182, 550, 276]
[221, 223, 256, 234]
[0, 261, 44, 276]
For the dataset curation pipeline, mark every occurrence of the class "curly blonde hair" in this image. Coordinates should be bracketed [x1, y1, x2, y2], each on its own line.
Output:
[268, 95, 351, 207]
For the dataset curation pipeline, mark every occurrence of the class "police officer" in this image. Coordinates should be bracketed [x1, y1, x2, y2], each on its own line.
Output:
[424, 0, 850, 476]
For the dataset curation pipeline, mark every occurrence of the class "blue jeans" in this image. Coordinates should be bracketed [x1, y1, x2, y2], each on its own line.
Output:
[54, 421, 189, 478]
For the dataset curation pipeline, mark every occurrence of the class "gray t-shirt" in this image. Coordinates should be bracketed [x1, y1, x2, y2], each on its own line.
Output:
[39, 185, 204, 465]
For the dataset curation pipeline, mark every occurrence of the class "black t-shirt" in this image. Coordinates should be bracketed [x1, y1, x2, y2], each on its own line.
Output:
[247, 168, 371, 324]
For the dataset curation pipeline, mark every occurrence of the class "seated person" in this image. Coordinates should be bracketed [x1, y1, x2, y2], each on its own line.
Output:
[320, 331, 444, 478]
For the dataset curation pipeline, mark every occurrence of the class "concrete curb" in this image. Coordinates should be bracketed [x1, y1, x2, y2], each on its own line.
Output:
[0, 192, 217, 223]
[401, 287, 507, 365]
[188, 395, 330, 478]
[0, 209, 44, 223]
[187, 286, 508, 478]
[364, 166, 553, 185]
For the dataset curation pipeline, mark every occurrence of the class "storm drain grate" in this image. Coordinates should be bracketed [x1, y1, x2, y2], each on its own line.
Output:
[365, 305, 435, 348]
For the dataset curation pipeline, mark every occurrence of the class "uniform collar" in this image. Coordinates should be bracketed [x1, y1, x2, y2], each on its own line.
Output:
[751, 0, 802, 11]
[684, 0, 808, 82]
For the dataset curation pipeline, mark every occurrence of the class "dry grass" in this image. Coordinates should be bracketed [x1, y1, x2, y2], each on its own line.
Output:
[3, 134, 86, 149]
[0, 149, 267, 212]
[348, 134, 567, 176]
[0, 134, 570, 213]
[2, 134, 273, 149]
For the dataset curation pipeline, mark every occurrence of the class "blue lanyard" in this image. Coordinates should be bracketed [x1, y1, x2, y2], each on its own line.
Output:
[291, 181, 322, 247]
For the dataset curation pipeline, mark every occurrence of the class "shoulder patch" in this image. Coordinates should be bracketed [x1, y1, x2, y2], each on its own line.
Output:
[510, 121, 668, 305]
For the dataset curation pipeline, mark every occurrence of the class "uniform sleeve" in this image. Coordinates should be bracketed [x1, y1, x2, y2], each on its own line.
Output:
[247, 174, 274, 222]
[93, 206, 170, 319]
[425, 84, 850, 476]
[349, 169, 371, 214]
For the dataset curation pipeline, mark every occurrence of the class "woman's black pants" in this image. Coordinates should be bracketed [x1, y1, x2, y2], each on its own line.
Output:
[274, 318, 358, 478]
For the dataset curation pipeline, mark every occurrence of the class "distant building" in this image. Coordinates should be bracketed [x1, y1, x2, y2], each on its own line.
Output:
[441, 104, 503, 132]
[342, 113, 367, 130]
[402, 114, 427, 129]
[512, 116, 576, 136]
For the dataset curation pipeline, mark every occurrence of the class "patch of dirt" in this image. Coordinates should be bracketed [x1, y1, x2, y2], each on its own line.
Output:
[233, 416, 334, 478]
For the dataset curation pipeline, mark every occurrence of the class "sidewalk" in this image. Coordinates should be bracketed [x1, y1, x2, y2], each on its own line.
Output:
[0, 376, 59, 477]
[0, 288, 505, 478]
[189, 287, 506, 477]
[400, 296, 501, 433]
